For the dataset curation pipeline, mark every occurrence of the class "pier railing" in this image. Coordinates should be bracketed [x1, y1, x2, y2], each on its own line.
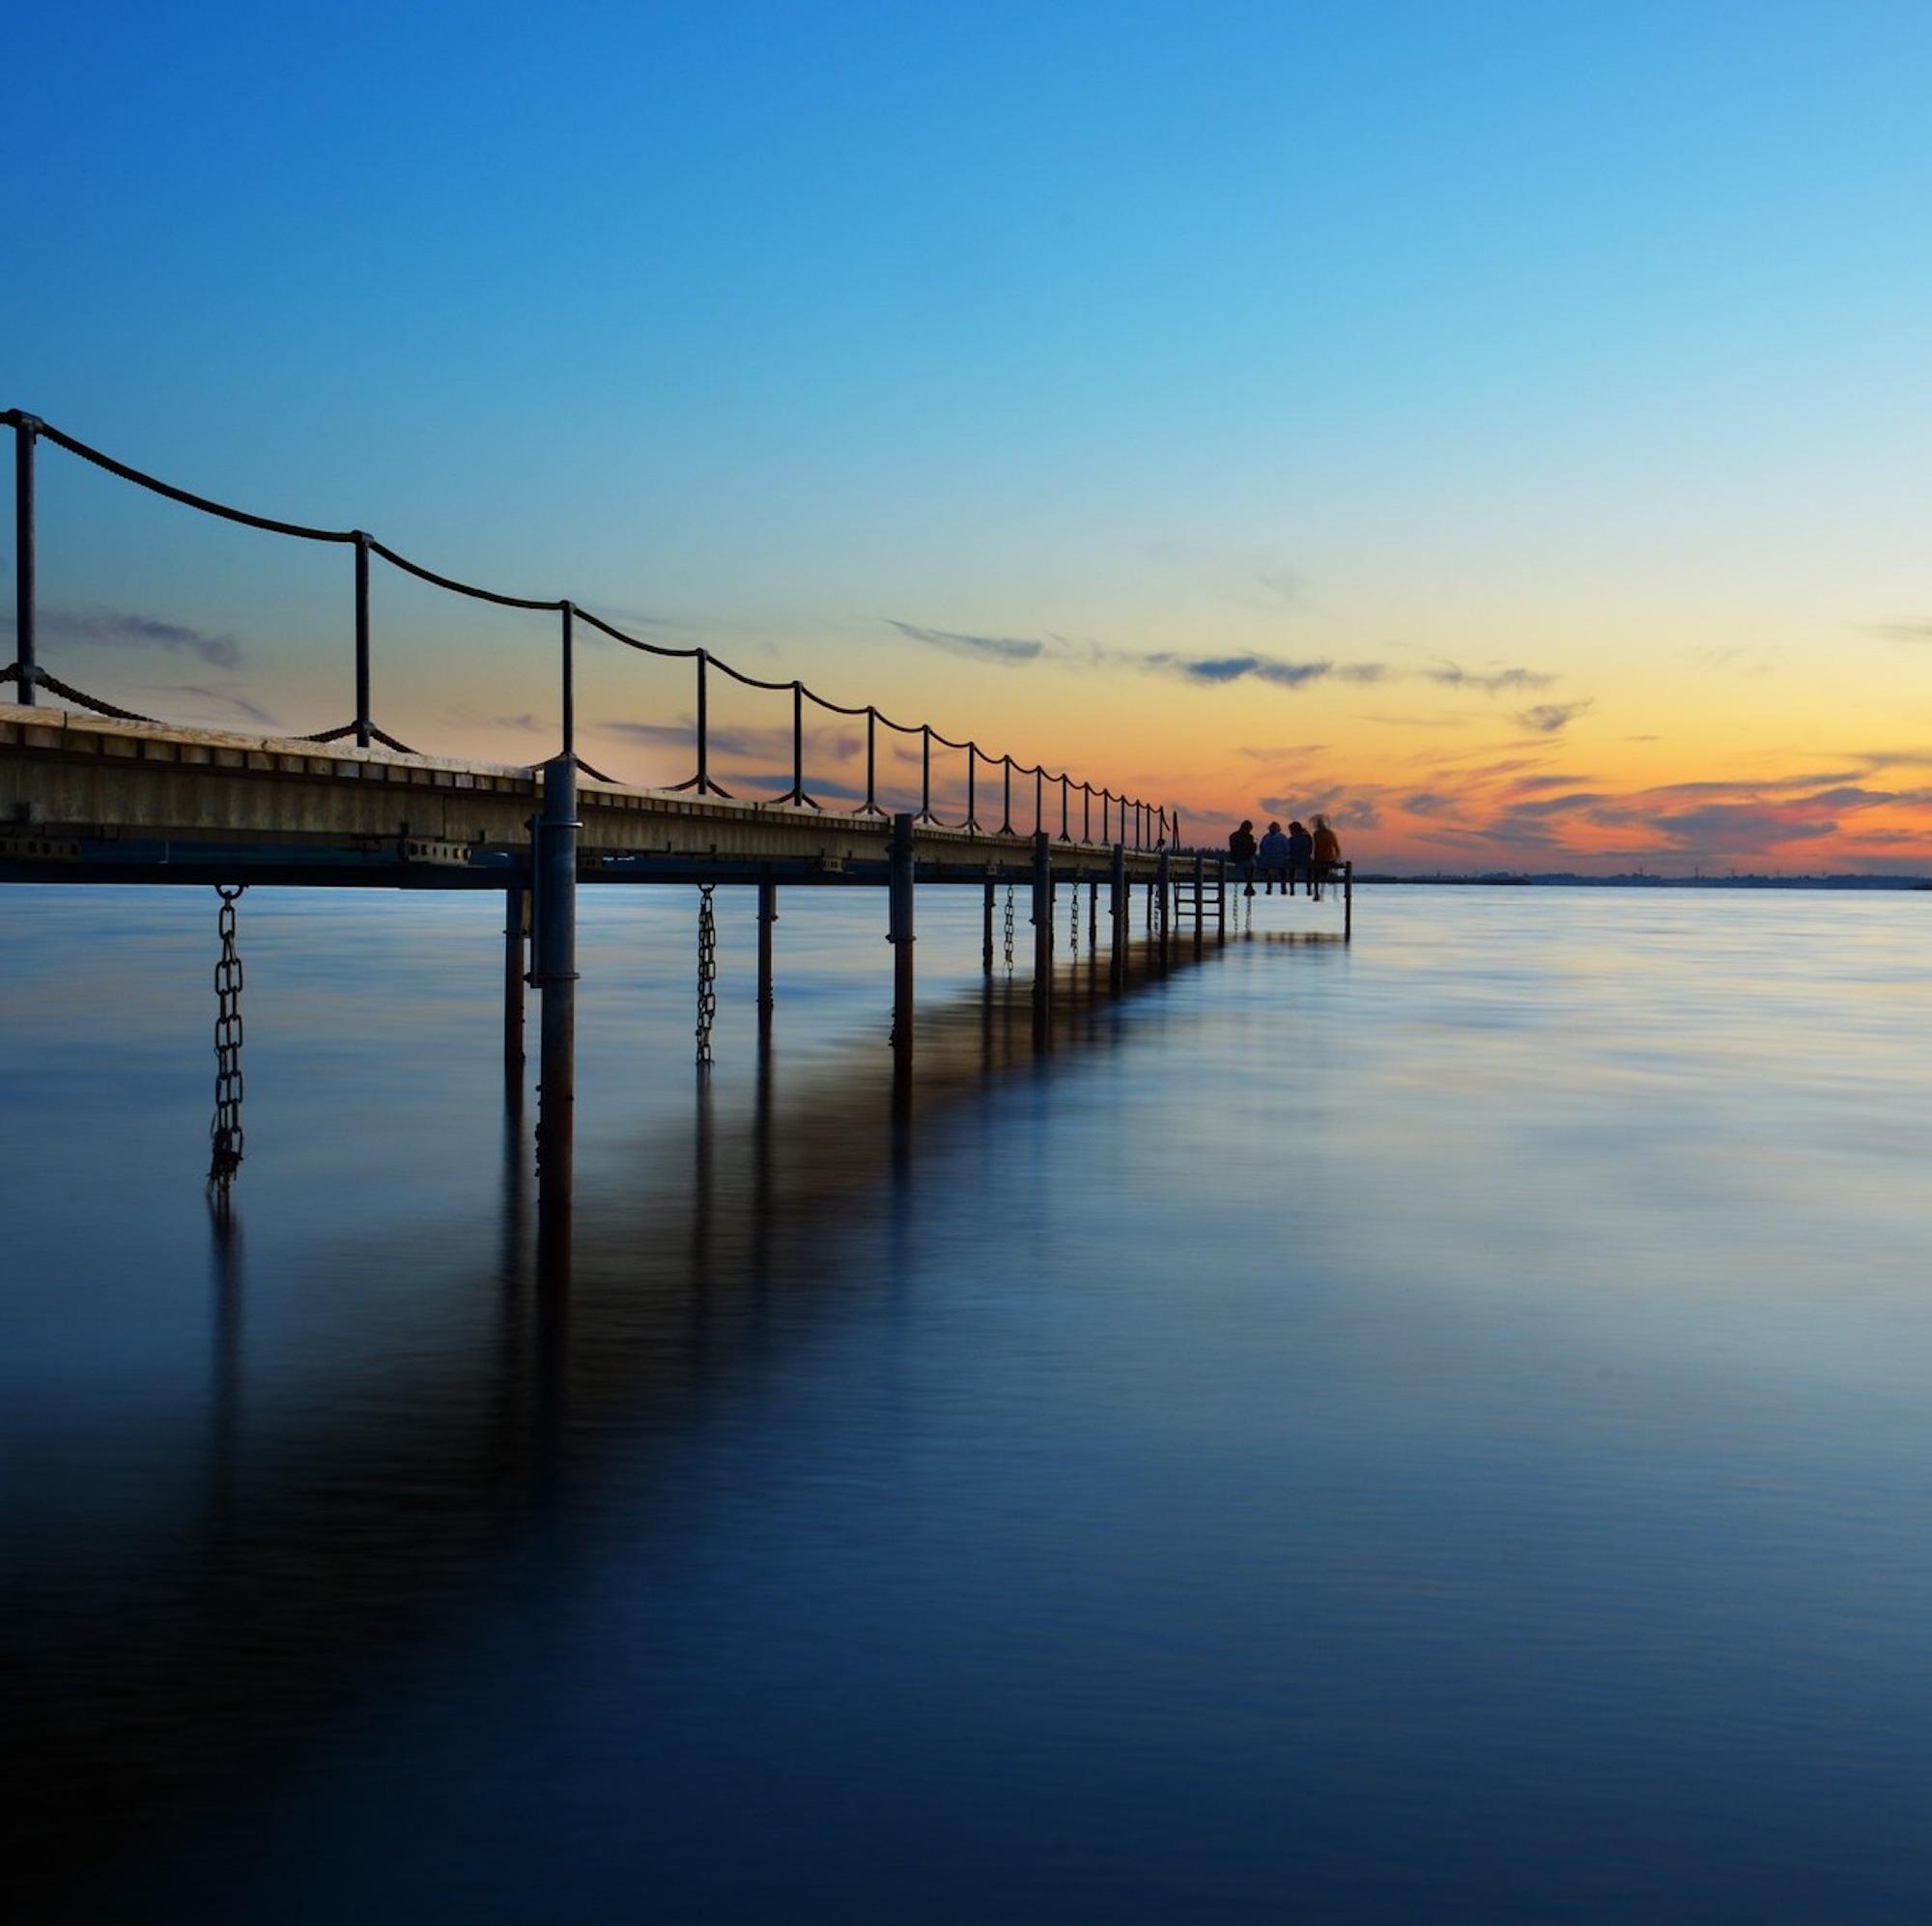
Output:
[2, 409, 1173, 850]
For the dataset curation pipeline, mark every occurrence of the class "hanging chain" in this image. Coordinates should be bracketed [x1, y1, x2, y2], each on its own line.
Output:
[208, 885, 247, 1196]
[1068, 878, 1080, 956]
[696, 885, 718, 1068]
[1003, 884, 1016, 969]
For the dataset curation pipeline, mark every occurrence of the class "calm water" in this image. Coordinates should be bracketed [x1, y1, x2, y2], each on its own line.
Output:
[6, 884, 1932, 1923]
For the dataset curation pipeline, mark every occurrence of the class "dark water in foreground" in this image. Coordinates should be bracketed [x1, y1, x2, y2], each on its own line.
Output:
[6, 885, 1932, 1923]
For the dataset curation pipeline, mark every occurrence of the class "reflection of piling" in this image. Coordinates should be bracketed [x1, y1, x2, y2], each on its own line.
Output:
[1216, 859, 1228, 943]
[1156, 847, 1171, 969]
[757, 875, 778, 1051]
[981, 880, 995, 974]
[889, 813, 916, 1107]
[1344, 861, 1353, 941]
[503, 886, 527, 1090]
[1032, 832, 1053, 1049]
[532, 755, 579, 1254]
[1192, 852, 1206, 955]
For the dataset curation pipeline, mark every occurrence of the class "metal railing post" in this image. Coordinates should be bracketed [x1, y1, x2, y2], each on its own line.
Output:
[1002, 756, 1014, 836]
[1035, 767, 1043, 837]
[966, 745, 978, 832]
[792, 682, 805, 802]
[353, 532, 371, 748]
[918, 725, 933, 823]
[13, 413, 37, 704]
[694, 649, 709, 791]
[865, 707, 879, 814]
[559, 602, 575, 760]
[1059, 774, 1070, 841]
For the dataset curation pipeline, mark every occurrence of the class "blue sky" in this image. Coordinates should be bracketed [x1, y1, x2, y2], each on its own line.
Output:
[7, 1, 1931, 864]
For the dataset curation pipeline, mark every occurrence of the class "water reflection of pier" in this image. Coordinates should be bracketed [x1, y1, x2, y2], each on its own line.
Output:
[8, 915, 1348, 1918]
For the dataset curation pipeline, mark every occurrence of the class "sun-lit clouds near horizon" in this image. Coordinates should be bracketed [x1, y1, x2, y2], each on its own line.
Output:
[5, 0, 1930, 873]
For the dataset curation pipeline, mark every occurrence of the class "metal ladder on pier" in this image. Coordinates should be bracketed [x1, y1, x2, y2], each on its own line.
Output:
[1172, 854, 1227, 939]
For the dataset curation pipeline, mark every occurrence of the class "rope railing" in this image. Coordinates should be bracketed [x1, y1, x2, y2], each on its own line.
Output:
[2, 408, 1170, 846]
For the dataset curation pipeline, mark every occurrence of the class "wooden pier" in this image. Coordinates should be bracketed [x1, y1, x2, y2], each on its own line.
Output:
[0, 407, 1352, 1235]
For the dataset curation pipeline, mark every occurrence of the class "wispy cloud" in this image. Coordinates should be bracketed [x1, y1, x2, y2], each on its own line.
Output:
[1858, 622, 1932, 644]
[3, 606, 242, 669]
[887, 620, 1044, 665]
[1425, 661, 1557, 694]
[1147, 652, 1330, 687]
[1516, 699, 1594, 734]
[1239, 743, 1328, 760]
[164, 684, 280, 728]
[492, 712, 542, 732]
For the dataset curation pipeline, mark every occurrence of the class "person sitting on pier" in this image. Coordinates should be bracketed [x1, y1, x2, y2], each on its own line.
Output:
[1287, 819, 1314, 895]
[1228, 819, 1259, 896]
[1257, 820, 1291, 894]
[1309, 814, 1342, 899]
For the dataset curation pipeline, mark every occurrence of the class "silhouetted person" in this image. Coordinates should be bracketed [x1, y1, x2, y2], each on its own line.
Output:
[1287, 819, 1313, 895]
[1257, 821, 1290, 894]
[1229, 818, 1258, 896]
[1309, 813, 1341, 899]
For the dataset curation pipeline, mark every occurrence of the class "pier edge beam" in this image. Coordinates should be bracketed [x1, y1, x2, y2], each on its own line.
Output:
[1109, 841, 1127, 992]
[757, 874, 779, 1050]
[531, 754, 580, 1233]
[1032, 831, 1053, 1048]
[889, 812, 916, 1075]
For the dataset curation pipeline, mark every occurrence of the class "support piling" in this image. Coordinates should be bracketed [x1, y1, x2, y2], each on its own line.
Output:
[981, 879, 996, 974]
[531, 755, 579, 1246]
[757, 875, 778, 1049]
[1110, 841, 1126, 993]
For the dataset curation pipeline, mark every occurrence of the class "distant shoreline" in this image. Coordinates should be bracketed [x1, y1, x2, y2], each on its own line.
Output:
[1351, 873, 1932, 891]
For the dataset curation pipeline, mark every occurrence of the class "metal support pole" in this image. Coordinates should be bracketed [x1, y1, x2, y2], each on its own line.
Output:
[13, 414, 36, 703]
[504, 884, 527, 1088]
[353, 532, 371, 748]
[1110, 841, 1127, 992]
[757, 875, 778, 1047]
[889, 812, 916, 1073]
[532, 756, 580, 1227]
[1032, 831, 1053, 1048]
[982, 879, 996, 974]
